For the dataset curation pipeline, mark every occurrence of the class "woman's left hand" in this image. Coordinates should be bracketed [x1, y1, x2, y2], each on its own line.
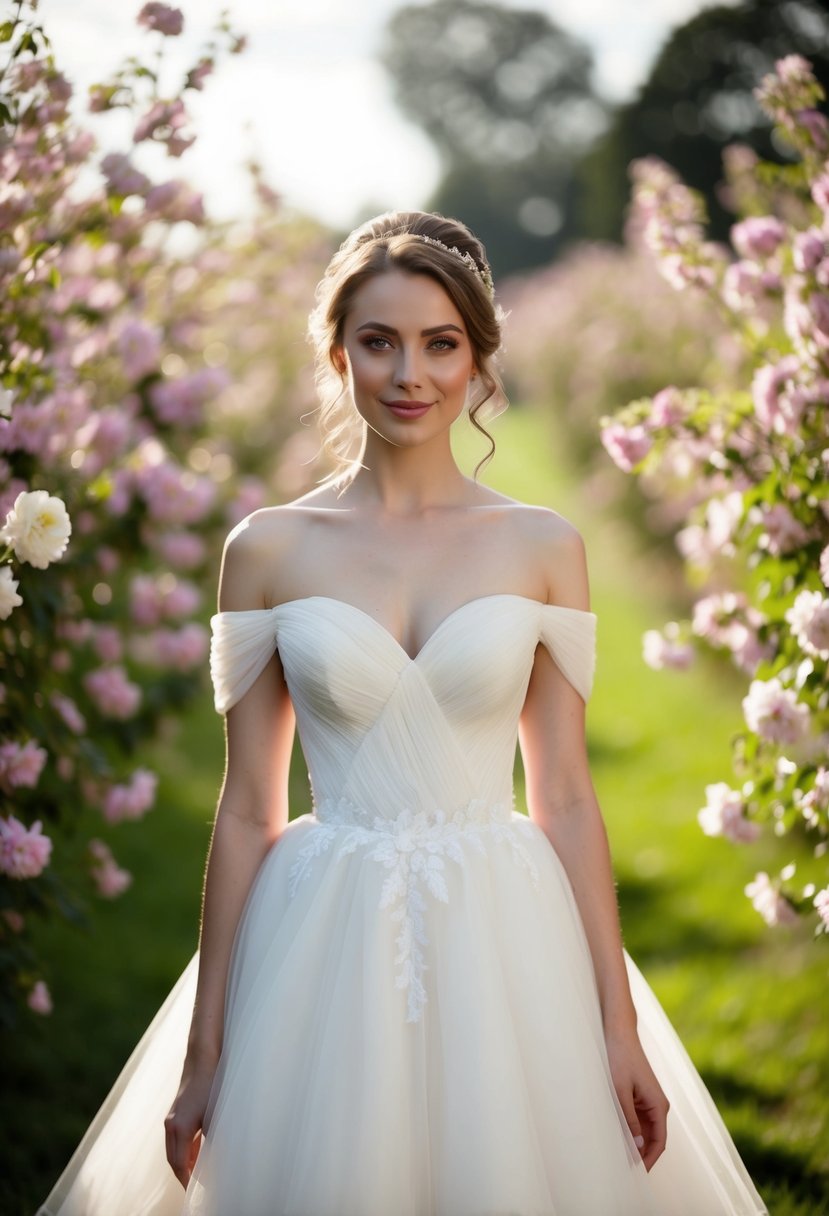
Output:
[604, 1028, 670, 1172]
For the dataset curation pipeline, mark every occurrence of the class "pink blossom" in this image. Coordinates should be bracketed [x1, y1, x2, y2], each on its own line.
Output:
[100, 152, 151, 198]
[184, 58, 214, 91]
[50, 691, 87, 734]
[149, 368, 230, 426]
[785, 589, 829, 659]
[793, 228, 826, 273]
[755, 503, 810, 555]
[135, 622, 209, 670]
[135, 459, 216, 524]
[642, 627, 693, 670]
[130, 573, 164, 627]
[812, 170, 829, 218]
[162, 579, 201, 618]
[600, 422, 652, 472]
[137, 3, 184, 35]
[649, 386, 686, 427]
[730, 216, 785, 261]
[152, 530, 206, 568]
[92, 625, 124, 663]
[744, 871, 798, 926]
[720, 620, 774, 676]
[144, 180, 205, 225]
[0, 739, 47, 789]
[742, 677, 810, 744]
[27, 980, 53, 1015]
[0, 816, 53, 879]
[117, 319, 161, 381]
[102, 768, 158, 823]
[698, 782, 761, 843]
[705, 490, 743, 548]
[88, 839, 132, 898]
[814, 887, 829, 929]
[750, 357, 805, 436]
[83, 666, 142, 719]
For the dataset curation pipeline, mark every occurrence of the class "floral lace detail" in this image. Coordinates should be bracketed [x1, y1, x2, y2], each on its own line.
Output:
[287, 797, 541, 1023]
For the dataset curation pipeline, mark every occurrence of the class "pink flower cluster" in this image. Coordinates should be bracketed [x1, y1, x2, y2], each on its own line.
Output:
[744, 871, 798, 926]
[742, 678, 810, 745]
[83, 665, 142, 719]
[102, 768, 158, 823]
[88, 839, 132, 898]
[129, 573, 202, 626]
[642, 624, 693, 671]
[0, 738, 47, 790]
[698, 783, 761, 843]
[0, 815, 53, 879]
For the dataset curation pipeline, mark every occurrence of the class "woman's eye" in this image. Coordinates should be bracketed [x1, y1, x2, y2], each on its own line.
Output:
[363, 336, 392, 350]
[429, 337, 458, 351]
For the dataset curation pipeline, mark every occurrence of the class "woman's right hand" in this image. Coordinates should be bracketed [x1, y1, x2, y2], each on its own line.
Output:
[164, 1058, 217, 1189]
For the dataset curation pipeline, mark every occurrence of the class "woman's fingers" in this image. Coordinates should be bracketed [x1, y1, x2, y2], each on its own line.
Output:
[164, 1109, 202, 1189]
[634, 1079, 670, 1171]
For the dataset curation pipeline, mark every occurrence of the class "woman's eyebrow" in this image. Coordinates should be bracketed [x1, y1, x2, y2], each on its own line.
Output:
[355, 322, 464, 336]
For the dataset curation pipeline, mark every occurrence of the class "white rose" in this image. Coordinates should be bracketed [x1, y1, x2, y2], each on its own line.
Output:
[0, 490, 72, 569]
[0, 565, 23, 619]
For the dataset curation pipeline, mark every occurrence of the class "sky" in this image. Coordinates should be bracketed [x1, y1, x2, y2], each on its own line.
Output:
[40, 0, 724, 232]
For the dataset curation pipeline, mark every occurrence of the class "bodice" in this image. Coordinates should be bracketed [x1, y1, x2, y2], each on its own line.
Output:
[209, 595, 596, 823]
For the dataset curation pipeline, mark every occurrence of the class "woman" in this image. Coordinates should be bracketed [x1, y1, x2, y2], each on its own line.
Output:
[38, 210, 767, 1215]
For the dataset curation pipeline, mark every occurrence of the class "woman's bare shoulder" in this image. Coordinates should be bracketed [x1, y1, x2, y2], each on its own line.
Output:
[502, 502, 589, 609]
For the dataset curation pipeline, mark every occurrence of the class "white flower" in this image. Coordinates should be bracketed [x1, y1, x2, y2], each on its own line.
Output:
[785, 589, 829, 660]
[698, 782, 760, 842]
[742, 677, 810, 744]
[0, 490, 71, 568]
[0, 387, 14, 418]
[0, 565, 22, 619]
[642, 623, 694, 670]
[744, 871, 798, 926]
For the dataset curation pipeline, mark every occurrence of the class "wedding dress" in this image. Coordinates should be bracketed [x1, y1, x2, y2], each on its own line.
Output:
[38, 594, 768, 1216]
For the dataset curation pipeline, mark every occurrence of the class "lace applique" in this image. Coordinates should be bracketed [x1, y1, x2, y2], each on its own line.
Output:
[287, 797, 541, 1023]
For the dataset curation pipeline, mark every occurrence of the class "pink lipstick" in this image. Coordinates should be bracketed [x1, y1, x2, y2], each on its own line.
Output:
[382, 400, 433, 418]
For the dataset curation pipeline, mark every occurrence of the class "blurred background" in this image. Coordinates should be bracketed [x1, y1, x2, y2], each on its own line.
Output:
[4, 2, 829, 1213]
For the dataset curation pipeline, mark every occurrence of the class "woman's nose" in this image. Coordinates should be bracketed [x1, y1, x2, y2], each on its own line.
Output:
[394, 346, 422, 388]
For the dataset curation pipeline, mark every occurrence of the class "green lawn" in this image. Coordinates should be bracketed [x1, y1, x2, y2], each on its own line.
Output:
[6, 406, 828, 1215]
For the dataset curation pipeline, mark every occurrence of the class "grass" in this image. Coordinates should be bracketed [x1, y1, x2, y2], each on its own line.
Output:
[6, 405, 828, 1215]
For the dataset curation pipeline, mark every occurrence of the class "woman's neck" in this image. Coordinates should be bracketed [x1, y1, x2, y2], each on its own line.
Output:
[345, 434, 473, 515]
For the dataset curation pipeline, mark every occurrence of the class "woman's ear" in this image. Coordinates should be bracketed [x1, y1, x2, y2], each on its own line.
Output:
[331, 345, 346, 376]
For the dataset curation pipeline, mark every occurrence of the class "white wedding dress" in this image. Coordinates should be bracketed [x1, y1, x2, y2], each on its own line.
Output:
[38, 595, 768, 1215]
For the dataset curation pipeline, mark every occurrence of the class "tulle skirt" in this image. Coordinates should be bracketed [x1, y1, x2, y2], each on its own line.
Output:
[38, 812, 767, 1216]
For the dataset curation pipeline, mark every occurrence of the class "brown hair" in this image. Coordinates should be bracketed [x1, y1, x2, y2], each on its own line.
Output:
[306, 209, 507, 484]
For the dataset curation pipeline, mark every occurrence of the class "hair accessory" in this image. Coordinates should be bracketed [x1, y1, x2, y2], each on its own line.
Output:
[409, 233, 495, 299]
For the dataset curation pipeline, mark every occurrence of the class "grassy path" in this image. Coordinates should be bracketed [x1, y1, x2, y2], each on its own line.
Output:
[6, 407, 828, 1214]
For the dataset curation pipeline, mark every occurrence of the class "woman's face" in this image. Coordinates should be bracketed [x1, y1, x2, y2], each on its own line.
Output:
[335, 269, 477, 450]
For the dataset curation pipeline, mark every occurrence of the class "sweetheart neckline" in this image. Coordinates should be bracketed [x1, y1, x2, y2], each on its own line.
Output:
[211, 593, 596, 666]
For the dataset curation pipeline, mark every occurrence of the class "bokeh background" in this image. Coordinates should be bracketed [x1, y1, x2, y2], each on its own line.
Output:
[3, 2, 829, 1212]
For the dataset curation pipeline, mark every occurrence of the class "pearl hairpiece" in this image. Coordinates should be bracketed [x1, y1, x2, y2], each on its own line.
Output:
[405, 232, 495, 299]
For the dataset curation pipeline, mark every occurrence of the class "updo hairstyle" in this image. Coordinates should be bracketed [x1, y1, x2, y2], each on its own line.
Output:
[306, 210, 507, 483]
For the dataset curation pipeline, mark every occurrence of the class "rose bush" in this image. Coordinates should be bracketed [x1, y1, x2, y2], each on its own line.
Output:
[598, 56, 829, 938]
[0, 2, 331, 1023]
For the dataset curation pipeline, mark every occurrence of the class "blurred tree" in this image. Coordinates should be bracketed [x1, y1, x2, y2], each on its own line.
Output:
[380, 0, 608, 276]
[576, 0, 829, 244]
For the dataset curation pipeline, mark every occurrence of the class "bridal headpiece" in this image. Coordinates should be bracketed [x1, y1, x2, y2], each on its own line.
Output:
[383, 230, 495, 300]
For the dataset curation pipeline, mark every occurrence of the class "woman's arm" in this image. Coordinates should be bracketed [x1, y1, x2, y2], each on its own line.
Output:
[165, 520, 296, 1188]
[518, 523, 669, 1172]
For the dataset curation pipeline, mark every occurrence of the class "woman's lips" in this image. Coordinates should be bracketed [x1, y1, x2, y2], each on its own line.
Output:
[382, 400, 434, 418]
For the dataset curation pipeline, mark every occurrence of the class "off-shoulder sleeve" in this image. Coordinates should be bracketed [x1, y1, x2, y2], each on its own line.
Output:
[209, 609, 279, 714]
[537, 604, 597, 703]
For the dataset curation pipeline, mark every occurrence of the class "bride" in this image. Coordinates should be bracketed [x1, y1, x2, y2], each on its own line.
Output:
[39, 210, 767, 1215]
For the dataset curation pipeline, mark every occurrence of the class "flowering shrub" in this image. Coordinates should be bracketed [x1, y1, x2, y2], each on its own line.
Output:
[599, 56, 829, 938]
[0, 2, 331, 1022]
